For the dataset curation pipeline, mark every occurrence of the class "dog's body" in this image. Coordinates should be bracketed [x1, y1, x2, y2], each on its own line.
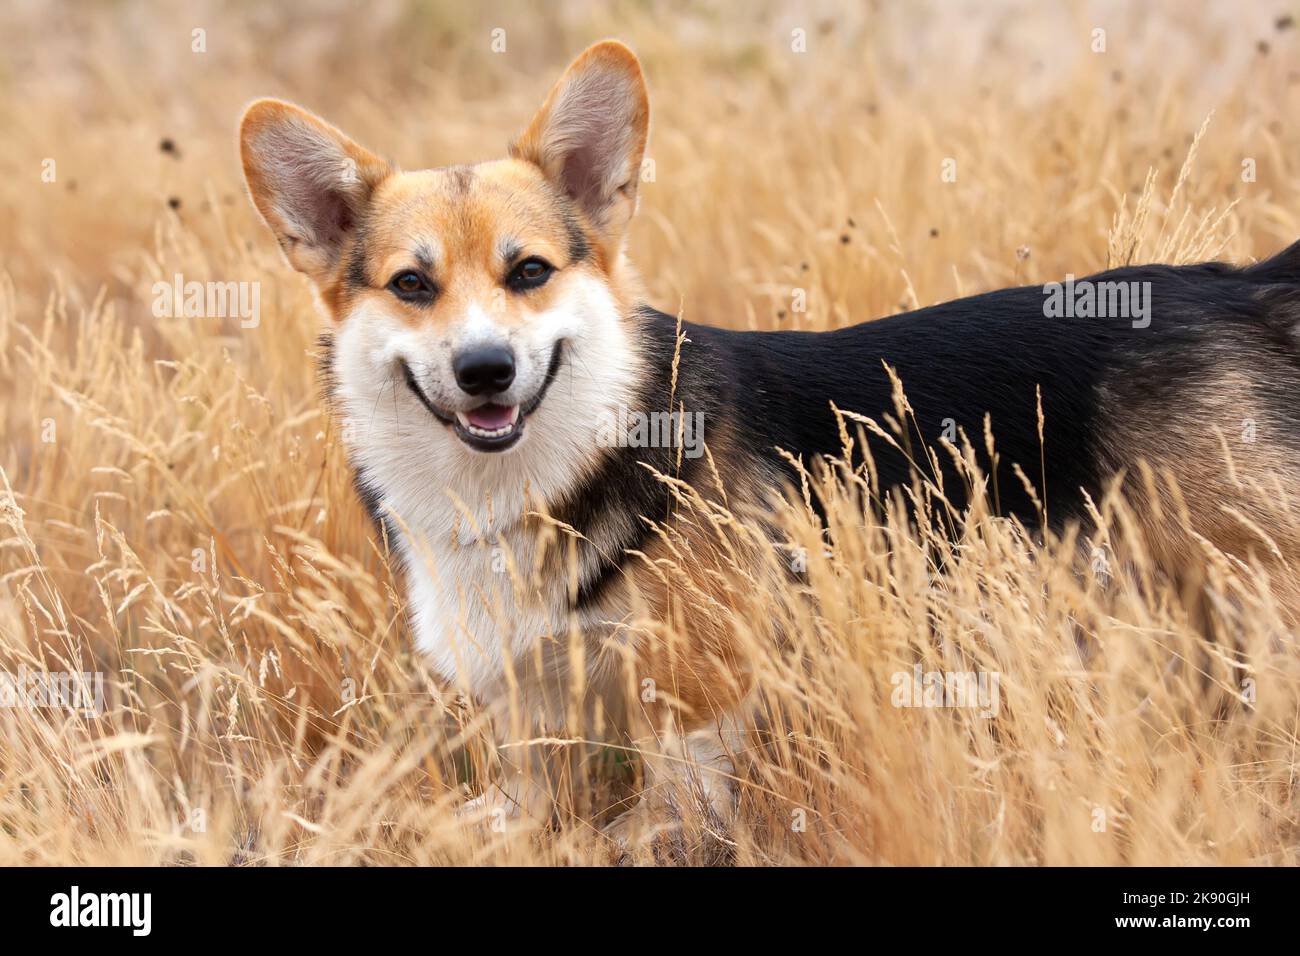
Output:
[241, 40, 1300, 827]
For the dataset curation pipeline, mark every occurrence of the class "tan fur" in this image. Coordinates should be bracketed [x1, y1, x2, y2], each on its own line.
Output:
[1100, 366, 1300, 622]
[622, 425, 776, 730]
[241, 132, 642, 328]
[240, 40, 651, 333]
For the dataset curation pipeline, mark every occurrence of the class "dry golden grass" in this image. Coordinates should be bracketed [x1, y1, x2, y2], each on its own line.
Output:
[3, 0, 1300, 865]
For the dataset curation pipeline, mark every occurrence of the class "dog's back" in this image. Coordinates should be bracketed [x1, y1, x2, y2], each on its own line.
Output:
[663, 245, 1300, 530]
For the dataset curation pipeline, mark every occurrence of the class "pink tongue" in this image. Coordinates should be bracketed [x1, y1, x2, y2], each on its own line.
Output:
[466, 403, 514, 430]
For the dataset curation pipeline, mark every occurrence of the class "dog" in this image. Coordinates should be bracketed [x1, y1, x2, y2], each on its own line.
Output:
[239, 39, 1300, 831]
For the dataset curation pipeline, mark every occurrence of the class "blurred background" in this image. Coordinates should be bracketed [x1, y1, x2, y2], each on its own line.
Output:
[5, 0, 1300, 326]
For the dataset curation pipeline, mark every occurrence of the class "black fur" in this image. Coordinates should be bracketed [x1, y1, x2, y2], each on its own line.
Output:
[628, 240, 1300, 532]
[343, 219, 371, 290]
[560, 205, 591, 265]
[557, 318, 722, 610]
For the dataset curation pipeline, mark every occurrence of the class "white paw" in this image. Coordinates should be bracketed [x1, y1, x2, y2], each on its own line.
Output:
[664, 749, 738, 826]
[456, 778, 553, 830]
[602, 796, 656, 848]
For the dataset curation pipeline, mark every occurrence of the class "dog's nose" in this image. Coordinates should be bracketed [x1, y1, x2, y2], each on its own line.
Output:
[453, 346, 516, 396]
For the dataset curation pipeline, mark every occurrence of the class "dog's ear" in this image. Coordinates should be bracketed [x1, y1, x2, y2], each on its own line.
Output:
[511, 40, 649, 259]
[239, 99, 392, 286]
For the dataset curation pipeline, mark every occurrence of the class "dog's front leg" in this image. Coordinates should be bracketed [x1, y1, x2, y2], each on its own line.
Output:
[649, 714, 744, 821]
[605, 709, 746, 848]
[457, 765, 557, 829]
[458, 665, 607, 830]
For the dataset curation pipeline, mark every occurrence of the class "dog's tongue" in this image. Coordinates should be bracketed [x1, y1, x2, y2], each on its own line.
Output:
[465, 403, 515, 430]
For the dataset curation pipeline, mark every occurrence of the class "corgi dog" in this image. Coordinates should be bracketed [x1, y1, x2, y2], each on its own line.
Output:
[240, 40, 1300, 829]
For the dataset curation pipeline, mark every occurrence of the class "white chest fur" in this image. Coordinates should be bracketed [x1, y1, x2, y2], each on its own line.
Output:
[395, 507, 572, 693]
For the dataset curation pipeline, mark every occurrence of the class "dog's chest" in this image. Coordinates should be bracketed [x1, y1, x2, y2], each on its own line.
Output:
[395, 509, 609, 694]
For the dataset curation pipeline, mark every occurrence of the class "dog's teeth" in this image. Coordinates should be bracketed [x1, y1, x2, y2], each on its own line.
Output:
[462, 422, 513, 439]
[456, 406, 521, 441]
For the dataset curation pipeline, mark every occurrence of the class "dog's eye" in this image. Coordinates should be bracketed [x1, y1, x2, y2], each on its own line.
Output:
[507, 257, 554, 290]
[388, 270, 434, 302]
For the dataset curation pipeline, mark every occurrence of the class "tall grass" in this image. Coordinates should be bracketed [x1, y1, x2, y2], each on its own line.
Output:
[2, 0, 1299, 865]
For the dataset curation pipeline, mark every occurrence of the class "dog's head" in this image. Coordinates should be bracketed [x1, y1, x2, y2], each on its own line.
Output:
[238, 41, 648, 503]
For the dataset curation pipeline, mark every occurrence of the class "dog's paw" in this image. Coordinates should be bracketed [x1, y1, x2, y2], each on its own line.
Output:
[658, 745, 739, 827]
[602, 797, 656, 845]
[601, 796, 675, 864]
[455, 777, 553, 831]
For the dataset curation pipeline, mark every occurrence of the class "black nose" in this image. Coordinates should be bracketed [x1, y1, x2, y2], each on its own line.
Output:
[453, 346, 516, 396]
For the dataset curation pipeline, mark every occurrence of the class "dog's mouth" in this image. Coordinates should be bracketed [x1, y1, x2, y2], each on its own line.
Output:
[454, 402, 521, 447]
[401, 341, 564, 453]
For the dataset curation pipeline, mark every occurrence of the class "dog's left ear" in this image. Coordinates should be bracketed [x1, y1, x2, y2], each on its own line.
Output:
[511, 40, 649, 259]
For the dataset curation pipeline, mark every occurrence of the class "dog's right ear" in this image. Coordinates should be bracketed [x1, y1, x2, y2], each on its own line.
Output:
[239, 99, 392, 286]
